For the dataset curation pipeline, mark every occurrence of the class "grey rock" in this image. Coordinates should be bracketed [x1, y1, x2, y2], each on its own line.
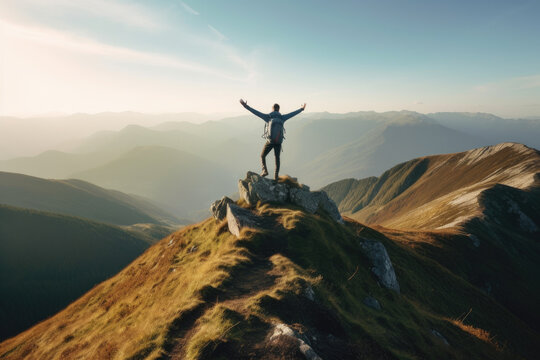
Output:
[360, 240, 400, 293]
[299, 342, 323, 360]
[362, 296, 381, 310]
[270, 324, 322, 360]
[239, 171, 289, 205]
[238, 171, 343, 223]
[210, 196, 234, 221]
[226, 203, 261, 238]
[304, 285, 315, 301]
[290, 187, 321, 213]
[317, 191, 344, 224]
[431, 329, 449, 346]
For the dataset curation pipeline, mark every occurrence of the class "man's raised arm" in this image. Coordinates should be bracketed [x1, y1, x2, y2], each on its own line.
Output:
[239, 99, 270, 122]
[282, 103, 307, 121]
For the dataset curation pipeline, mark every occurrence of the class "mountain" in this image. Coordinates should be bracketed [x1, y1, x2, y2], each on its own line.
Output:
[322, 142, 539, 229]
[70, 146, 237, 218]
[0, 150, 113, 179]
[0, 172, 182, 226]
[428, 112, 540, 149]
[1, 170, 538, 359]
[69, 125, 205, 155]
[0, 205, 150, 341]
[296, 114, 486, 187]
[0, 112, 231, 158]
[323, 142, 540, 333]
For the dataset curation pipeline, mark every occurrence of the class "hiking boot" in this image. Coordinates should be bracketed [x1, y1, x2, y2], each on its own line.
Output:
[261, 169, 269, 177]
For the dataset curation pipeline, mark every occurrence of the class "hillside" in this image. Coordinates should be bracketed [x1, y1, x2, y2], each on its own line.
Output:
[0, 205, 151, 341]
[322, 143, 539, 229]
[0, 172, 182, 226]
[70, 146, 237, 218]
[1, 174, 538, 359]
[0, 150, 113, 179]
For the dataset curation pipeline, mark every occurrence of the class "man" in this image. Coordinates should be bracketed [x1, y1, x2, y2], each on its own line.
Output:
[239, 99, 306, 181]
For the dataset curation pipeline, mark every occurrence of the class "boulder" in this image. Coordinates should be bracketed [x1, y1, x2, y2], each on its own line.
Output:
[210, 196, 234, 221]
[359, 240, 400, 293]
[238, 171, 343, 223]
[289, 187, 320, 213]
[317, 191, 344, 224]
[239, 172, 288, 205]
[270, 323, 322, 360]
[226, 203, 261, 238]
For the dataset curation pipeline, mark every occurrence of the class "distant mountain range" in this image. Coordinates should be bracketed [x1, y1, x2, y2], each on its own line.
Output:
[1, 111, 538, 219]
[70, 146, 236, 217]
[0, 171, 181, 226]
[0, 172, 188, 340]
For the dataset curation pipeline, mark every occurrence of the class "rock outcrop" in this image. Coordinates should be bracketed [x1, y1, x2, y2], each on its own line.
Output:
[359, 239, 400, 293]
[226, 203, 261, 238]
[238, 171, 343, 223]
[270, 324, 323, 360]
[210, 196, 234, 221]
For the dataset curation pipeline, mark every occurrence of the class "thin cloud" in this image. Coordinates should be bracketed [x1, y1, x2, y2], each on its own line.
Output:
[1, 20, 251, 82]
[6, 0, 162, 29]
[208, 24, 227, 41]
[180, 1, 199, 15]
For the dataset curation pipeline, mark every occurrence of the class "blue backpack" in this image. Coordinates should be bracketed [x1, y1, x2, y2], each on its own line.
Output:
[264, 116, 285, 144]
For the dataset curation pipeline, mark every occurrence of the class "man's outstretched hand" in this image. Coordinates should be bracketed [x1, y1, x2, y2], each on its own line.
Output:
[239, 99, 247, 107]
[301, 103, 307, 110]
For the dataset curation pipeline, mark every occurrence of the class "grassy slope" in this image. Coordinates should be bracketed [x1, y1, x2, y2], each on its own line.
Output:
[0, 205, 150, 341]
[322, 143, 540, 229]
[1, 203, 537, 359]
[0, 172, 181, 226]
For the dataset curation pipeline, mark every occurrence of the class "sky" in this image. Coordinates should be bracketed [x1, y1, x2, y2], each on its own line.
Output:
[0, 0, 539, 118]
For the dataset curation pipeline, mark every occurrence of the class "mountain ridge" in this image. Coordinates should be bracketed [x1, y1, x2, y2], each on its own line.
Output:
[2, 161, 539, 359]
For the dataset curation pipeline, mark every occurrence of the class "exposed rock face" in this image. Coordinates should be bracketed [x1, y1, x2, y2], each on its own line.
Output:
[359, 239, 400, 293]
[226, 203, 261, 238]
[210, 196, 234, 220]
[238, 171, 343, 223]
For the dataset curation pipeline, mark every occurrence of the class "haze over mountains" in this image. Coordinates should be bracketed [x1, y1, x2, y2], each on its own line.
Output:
[0, 172, 186, 340]
[0, 172, 181, 226]
[1, 111, 539, 219]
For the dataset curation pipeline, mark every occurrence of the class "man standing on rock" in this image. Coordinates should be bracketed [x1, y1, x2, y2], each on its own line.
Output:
[239, 99, 306, 181]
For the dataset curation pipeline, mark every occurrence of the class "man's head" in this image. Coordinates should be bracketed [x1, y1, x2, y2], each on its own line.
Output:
[273, 103, 280, 112]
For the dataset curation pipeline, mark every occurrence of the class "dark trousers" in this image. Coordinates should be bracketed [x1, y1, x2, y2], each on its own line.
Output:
[261, 142, 281, 177]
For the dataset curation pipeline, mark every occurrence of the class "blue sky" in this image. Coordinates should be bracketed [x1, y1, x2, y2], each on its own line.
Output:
[1, 0, 539, 117]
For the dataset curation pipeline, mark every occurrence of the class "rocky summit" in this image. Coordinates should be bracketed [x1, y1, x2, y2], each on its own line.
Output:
[238, 171, 343, 223]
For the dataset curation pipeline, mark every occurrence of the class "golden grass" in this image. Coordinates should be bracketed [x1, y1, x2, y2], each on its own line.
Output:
[2, 202, 535, 359]
[0, 219, 250, 359]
